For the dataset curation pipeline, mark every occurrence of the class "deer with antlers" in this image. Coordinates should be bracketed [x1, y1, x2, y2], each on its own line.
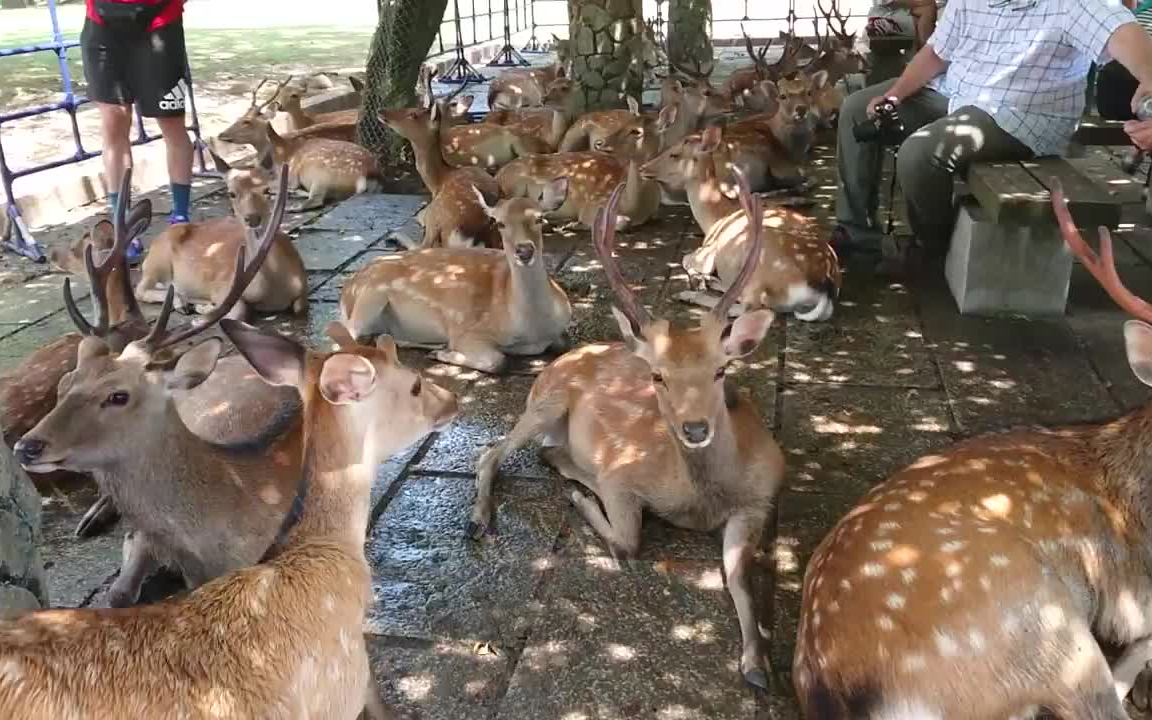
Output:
[724, 31, 813, 102]
[640, 126, 838, 322]
[127, 155, 308, 320]
[793, 185, 1152, 718]
[11, 170, 320, 608]
[380, 100, 502, 249]
[271, 79, 361, 133]
[338, 178, 572, 373]
[219, 76, 359, 148]
[0, 311, 458, 720]
[471, 175, 784, 690]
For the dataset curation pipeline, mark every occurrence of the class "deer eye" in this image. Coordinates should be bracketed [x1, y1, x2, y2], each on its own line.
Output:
[410, 377, 422, 396]
[651, 372, 665, 385]
[103, 391, 130, 408]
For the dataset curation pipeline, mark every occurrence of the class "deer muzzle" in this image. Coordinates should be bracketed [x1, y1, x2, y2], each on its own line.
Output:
[681, 420, 712, 447]
[514, 242, 536, 266]
[13, 436, 48, 469]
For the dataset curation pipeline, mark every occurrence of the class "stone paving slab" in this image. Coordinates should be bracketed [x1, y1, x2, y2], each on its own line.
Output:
[309, 193, 427, 235]
[366, 473, 563, 646]
[38, 483, 122, 610]
[368, 635, 511, 720]
[495, 556, 762, 720]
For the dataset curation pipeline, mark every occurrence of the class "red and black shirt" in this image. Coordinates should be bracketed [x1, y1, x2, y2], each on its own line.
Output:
[85, 0, 185, 32]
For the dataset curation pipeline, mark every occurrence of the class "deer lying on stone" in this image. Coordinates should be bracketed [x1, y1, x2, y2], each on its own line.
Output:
[0, 313, 458, 720]
[338, 178, 572, 374]
[11, 173, 314, 608]
[381, 101, 501, 249]
[487, 40, 570, 109]
[472, 176, 784, 690]
[218, 76, 359, 149]
[793, 185, 1152, 719]
[272, 81, 361, 133]
[483, 77, 579, 151]
[133, 159, 308, 320]
[643, 127, 839, 321]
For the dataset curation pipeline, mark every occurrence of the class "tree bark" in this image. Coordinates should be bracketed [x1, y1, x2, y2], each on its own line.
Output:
[666, 0, 712, 71]
[356, 0, 450, 165]
[567, 0, 645, 113]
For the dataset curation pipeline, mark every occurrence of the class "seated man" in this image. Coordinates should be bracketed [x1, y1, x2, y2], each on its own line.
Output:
[832, 0, 1152, 273]
[1097, 0, 1152, 119]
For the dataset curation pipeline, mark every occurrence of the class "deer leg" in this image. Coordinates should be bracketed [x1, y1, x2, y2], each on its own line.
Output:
[74, 494, 119, 538]
[107, 530, 160, 608]
[723, 511, 772, 691]
[539, 446, 596, 492]
[471, 395, 567, 539]
[289, 183, 327, 213]
[569, 484, 642, 562]
[1111, 635, 1152, 701]
[434, 334, 507, 374]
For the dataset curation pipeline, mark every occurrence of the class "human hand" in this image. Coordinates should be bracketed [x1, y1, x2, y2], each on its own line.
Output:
[1131, 83, 1152, 116]
[1125, 118, 1152, 151]
[866, 95, 897, 120]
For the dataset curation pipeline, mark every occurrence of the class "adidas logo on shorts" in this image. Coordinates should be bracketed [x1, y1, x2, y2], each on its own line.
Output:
[158, 79, 188, 112]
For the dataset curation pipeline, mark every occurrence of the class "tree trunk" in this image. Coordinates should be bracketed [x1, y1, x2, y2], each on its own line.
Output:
[666, 0, 712, 71]
[356, 0, 450, 166]
[567, 0, 645, 113]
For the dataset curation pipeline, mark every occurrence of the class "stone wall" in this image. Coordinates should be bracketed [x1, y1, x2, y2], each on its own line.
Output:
[567, 0, 646, 111]
[0, 443, 48, 617]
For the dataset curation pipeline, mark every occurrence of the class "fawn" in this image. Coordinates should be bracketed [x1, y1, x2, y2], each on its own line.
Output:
[472, 174, 785, 690]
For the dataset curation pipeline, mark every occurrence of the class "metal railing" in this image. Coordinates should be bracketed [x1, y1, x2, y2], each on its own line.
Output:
[0, 0, 210, 261]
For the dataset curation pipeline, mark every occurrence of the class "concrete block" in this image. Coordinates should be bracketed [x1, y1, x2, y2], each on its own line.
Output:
[945, 200, 1073, 317]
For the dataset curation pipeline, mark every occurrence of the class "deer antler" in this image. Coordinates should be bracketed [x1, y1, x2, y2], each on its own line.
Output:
[63, 167, 151, 337]
[766, 34, 803, 82]
[138, 165, 290, 355]
[817, 0, 854, 48]
[710, 167, 764, 322]
[741, 24, 769, 75]
[1052, 182, 1152, 324]
[254, 76, 294, 115]
[592, 183, 653, 335]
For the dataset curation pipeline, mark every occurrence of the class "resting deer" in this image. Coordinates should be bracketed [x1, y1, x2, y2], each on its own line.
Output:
[645, 127, 838, 322]
[472, 177, 784, 690]
[380, 101, 501, 249]
[724, 30, 813, 101]
[133, 158, 308, 320]
[484, 77, 579, 151]
[793, 185, 1152, 719]
[218, 76, 358, 149]
[273, 81, 361, 133]
[0, 314, 458, 719]
[417, 66, 475, 129]
[11, 173, 314, 608]
[338, 178, 572, 374]
[486, 41, 570, 109]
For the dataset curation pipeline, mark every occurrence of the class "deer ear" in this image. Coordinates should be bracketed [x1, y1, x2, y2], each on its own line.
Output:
[471, 185, 497, 218]
[90, 220, 115, 250]
[166, 337, 223, 391]
[258, 147, 275, 172]
[722, 310, 775, 359]
[319, 353, 377, 405]
[610, 306, 646, 352]
[656, 103, 679, 132]
[539, 177, 568, 212]
[220, 319, 306, 388]
[349, 75, 364, 93]
[209, 148, 232, 173]
[810, 69, 830, 91]
[1125, 320, 1152, 386]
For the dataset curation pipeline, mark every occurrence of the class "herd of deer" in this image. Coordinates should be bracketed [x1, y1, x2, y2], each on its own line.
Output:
[4, 3, 1152, 717]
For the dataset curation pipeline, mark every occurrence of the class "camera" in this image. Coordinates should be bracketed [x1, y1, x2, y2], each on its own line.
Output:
[853, 97, 906, 145]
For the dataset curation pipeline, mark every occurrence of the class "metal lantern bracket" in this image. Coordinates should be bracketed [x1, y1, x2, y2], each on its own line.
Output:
[440, 0, 487, 84]
[489, 0, 530, 66]
[521, 0, 547, 54]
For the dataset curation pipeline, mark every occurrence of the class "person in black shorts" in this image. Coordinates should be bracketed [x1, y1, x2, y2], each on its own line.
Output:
[81, 0, 193, 259]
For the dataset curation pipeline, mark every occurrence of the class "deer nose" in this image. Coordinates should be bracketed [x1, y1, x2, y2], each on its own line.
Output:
[14, 437, 45, 465]
[514, 243, 536, 265]
[681, 421, 710, 445]
[244, 213, 262, 228]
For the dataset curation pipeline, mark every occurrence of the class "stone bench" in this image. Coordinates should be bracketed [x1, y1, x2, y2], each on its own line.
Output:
[946, 155, 1125, 316]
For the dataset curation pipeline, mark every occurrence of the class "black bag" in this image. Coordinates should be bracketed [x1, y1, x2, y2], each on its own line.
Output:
[93, 0, 170, 33]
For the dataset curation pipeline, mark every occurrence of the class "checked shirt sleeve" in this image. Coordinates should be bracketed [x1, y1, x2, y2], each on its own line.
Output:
[1064, 0, 1138, 65]
[927, 0, 964, 61]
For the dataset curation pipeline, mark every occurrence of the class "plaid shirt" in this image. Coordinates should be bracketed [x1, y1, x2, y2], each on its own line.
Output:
[925, 0, 1136, 155]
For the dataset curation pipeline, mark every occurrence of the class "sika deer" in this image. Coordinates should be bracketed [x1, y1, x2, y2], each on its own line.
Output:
[558, 95, 646, 152]
[487, 53, 569, 110]
[0, 318, 458, 720]
[472, 177, 784, 689]
[645, 128, 839, 321]
[273, 82, 361, 133]
[12, 179, 307, 608]
[484, 77, 578, 151]
[792, 186, 1152, 719]
[338, 178, 572, 374]
[380, 102, 501, 249]
[134, 161, 308, 319]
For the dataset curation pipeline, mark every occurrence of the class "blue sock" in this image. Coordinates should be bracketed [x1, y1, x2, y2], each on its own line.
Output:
[171, 183, 191, 219]
[108, 191, 120, 216]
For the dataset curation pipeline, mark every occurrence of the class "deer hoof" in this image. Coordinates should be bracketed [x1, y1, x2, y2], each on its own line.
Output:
[463, 519, 493, 541]
[106, 586, 135, 609]
[742, 666, 771, 693]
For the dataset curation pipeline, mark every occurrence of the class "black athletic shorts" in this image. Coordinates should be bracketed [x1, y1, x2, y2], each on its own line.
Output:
[80, 17, 190, 118]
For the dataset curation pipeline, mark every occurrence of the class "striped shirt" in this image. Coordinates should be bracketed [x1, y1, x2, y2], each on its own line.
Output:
[925, 0, 1136, 156]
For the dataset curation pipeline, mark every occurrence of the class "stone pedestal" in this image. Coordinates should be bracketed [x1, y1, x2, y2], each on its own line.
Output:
[568, 0, 645, 112]
[0, 443, 48, 618]
[945, 200, 1073, 317]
